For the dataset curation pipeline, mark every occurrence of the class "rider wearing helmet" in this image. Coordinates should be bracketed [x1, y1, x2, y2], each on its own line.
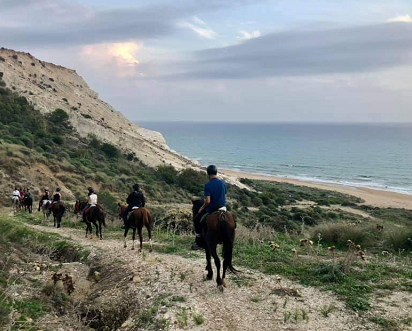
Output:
[192, 165, 227, 249]
[50, 187, 61, 209]
[82, 187, 98, 222]
[38, 189, 50, 211]
[122, 184, 146, 229]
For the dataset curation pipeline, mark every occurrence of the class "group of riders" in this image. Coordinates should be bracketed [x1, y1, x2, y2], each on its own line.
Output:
[12, 187, 32, 208]
[11, 165, 227, 250]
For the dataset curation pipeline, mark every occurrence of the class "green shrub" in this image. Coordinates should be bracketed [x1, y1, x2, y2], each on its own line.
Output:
[177, 168, 207, 195]
[100, 143, 119, 158]
[156, 165, 178, 184]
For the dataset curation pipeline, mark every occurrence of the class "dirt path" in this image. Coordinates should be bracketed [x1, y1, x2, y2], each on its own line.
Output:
[20, 222, 376, 331]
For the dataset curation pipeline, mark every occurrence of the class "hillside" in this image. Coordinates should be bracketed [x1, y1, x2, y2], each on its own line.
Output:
[0, 47, 195, 169]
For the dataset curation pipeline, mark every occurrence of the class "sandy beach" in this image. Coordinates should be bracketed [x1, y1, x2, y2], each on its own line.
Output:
[221, 169, 412, 210]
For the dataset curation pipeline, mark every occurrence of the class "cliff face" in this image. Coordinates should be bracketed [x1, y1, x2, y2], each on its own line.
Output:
[0, 48, 196, 169]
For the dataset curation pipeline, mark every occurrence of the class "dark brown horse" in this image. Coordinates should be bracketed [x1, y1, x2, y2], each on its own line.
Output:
[50, 202, 65, 228]
[74, 200, 87, 217]
[192, 199, 238, 291]
[123, 207, 153, 252]
[84, 205, 105, 240]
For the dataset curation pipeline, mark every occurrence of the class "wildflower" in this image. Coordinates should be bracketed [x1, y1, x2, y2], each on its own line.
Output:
[328, 246, 335, 251]
[308, 240, 314, 246]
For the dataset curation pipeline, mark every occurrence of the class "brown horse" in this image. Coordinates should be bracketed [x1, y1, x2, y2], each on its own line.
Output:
[50, 202, 65, 228]
[123, 207, 153, 252]
[117, 203, 127, 220]
[192, 199, 238, 291]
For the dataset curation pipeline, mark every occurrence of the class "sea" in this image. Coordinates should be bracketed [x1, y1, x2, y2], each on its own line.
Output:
[140, 122, 412, 195]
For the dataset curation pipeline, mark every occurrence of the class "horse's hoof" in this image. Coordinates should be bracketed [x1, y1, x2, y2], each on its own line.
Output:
[222, 279, 228, 288]
[206, 275, 213, 281]
[217, 285, 224, 292]
[138, 249, 142, 253]
[131, 247, 135, 250]
[100, 237, 103, 240]
[149, 249, 153, 253]
[124, 245, 127, 248]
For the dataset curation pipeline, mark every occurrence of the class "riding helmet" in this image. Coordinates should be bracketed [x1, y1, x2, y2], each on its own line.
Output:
[133, 183, 140, 191]
[207, 165, 218, 176]
[88, 187, 94, 194]
[56, 187, 61, 192]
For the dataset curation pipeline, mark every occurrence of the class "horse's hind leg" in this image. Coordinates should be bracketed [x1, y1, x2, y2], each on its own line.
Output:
[131, 228, 137, 250]
[99, 220, 103, 240]
[123, 228, 129, 248]
[138, 226, 144, 252]
[146, 224, 152, 252]
[205, 246, 213, 280]
[209, 243, 223, 290]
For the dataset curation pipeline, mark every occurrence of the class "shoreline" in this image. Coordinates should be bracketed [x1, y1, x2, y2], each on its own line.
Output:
[221, 169, 412, 210]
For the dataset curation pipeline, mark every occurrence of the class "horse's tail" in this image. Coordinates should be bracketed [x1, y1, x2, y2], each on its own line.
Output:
[219, 212, 239, 274]
[143, 208, 150, 228]
[101, 209, 106, 227]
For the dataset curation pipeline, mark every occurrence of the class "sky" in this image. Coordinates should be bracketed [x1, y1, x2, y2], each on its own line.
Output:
[1, 0, 412, 123]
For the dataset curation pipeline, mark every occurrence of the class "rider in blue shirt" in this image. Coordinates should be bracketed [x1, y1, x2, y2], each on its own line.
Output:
[192, 165, 227, 249]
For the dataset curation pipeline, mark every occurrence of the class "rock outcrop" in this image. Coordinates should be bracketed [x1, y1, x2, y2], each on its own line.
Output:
[0, 48, 196, 169]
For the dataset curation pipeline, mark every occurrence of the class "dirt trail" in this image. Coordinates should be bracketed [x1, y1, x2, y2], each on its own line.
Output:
[20, 222, 376, 331]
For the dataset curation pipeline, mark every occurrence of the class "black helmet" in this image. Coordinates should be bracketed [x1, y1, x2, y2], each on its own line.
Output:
[133, 184, 140, 191]
[56, 187, 61, 192]
[88, 187, 94, 194]
[207, 165, 218, 176]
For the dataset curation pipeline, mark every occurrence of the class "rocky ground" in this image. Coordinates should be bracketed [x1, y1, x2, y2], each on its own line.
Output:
[11, 219, 381, 331]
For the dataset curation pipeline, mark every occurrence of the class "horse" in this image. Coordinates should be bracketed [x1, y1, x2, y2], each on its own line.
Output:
[123, 207, 153, 252]
[11, 196, 21, 213]
[22, 196, 33, 213]
[74, 200, 87, 218]
[50, 202, 65, 228]
[40, 200, 52, 219]
[117, 203, 127, 220]
[192, 198, 238, 291]
[84, 205, 106, 240]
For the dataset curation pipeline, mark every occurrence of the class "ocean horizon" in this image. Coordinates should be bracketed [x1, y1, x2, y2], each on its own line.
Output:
[140, 121, 412, 195]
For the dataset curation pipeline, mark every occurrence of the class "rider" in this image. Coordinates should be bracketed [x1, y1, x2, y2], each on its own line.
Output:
[12, 187, 21, 202]
[49, 188, 62, 209]
[38, 189, 50, 211]
[82, 187, 98, 222]
[192, 165, 227, 250]
[122, 184, 145, 229]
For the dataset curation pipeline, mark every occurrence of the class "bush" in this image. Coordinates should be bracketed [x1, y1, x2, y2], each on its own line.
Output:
[100, 143, 119, 158]
[177, 168, 207, 195]
[156, 165, 178, 184]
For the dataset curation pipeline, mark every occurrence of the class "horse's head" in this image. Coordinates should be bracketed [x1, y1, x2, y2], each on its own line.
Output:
[74, 200, 80, 214]
[191, 196, 204, 218]
[117, 203, 126, 219]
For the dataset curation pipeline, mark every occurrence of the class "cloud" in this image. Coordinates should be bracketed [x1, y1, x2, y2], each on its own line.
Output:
[193, 16, 207, 25]
[237, 30, 261, 40]
[387, 14, 412, 23]
[179, 18, 217, 39]
[0, 0, 253, 47]
[80, 42, 143, 78]
[163, 23, 412, 79]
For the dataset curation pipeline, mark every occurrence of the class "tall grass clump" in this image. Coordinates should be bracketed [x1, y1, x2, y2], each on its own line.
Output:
[384, 227, 412, 251]
[312, 223, 377, 248]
